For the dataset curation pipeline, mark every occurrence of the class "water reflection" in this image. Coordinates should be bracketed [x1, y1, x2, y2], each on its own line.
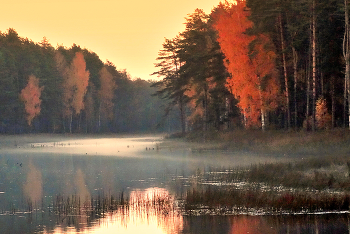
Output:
[23, 161, 43, 207]
[1, 135, 349, 233]
[181, 214, 350, 234]
[230, 216, 276, 234]
[44, 187, 183, 234]
[74, 168, 91, 206]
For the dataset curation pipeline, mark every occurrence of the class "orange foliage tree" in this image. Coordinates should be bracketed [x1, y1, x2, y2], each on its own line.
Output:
[70, 52, 90, 115]
[98, 66, 116, 128]
[20, 75, 44, 126]
[213, 0, 279, 130]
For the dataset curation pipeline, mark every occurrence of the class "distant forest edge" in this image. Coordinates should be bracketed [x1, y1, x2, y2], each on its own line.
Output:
[0, 29, 181, 134]
[1, 0, 350, 134]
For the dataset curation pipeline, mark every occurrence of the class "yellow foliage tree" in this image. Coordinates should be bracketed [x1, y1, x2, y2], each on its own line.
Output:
[54, 51, 90, 133]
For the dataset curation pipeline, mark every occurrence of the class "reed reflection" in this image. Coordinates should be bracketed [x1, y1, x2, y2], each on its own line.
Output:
[74, 168, 91, 206]
[44, 187, 183, 234]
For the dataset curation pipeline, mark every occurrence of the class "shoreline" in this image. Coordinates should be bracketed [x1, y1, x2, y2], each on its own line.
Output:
[2, 131, 350, 214]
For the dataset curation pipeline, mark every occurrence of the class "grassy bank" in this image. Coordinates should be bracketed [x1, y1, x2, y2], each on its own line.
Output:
[173, 128, 350, 157]
[173, 129, 350, 214]
[183, 157, 350, 214]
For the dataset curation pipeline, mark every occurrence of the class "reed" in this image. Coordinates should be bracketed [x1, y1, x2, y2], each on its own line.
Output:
[184, 186, 350, 214]
[184, 153, 350, 214]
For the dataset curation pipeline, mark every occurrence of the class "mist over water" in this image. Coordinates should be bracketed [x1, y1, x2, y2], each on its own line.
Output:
[0, 135, 348, 233]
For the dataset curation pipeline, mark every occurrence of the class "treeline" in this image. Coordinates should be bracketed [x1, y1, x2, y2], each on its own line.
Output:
[0, 28, 180, 134]
[152, 0, 347, 132]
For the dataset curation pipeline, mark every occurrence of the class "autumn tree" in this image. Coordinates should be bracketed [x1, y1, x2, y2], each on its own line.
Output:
[20, 75, 44, 126]
[55, 51, 89, 133]
[213, 0, 279, 130]
[98, 66, 116, 131]
[250, 35, 279, 130]
[70, 52, 89, 115]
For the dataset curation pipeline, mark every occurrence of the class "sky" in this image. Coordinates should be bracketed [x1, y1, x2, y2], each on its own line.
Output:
[0, 0, 222, 80]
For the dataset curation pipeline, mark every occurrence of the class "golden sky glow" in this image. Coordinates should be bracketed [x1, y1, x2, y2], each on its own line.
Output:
[1, 0, 222, 80]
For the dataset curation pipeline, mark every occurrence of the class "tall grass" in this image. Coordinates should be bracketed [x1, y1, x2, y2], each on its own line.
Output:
[183, 141, 350, 214]
[184, 128, 350, 157]
[185, 186, 350, 214]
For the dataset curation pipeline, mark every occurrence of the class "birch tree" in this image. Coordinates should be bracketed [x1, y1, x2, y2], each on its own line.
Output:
[213, 0, 279, 130]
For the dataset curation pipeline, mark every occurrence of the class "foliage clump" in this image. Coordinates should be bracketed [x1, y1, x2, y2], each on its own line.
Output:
[20, 75, 44, 126]
[316, 98, 332, 130]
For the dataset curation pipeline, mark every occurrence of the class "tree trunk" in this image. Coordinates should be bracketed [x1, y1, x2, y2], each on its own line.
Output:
[345, 76, 347, 128]
[306, 64, 310, 130]
[243, 111, 247, 129]
[345, 0, 350, 129]
[279, 14, 290, 129]
[258, 77, 266, 131]
[175, 56, 186, 135]
[98, 103, 101, 132]
[69, 113, 73, 134]
[203, 85, 208, 141]
[311, 0, 317, 131]
[331, 76, 335, 128]
[179, 95, 186, 135]
[78, 113, 82, 133]
[292, 47, 298, 129]
[85, 111, 88, 134]
[261, 109, 266, 131]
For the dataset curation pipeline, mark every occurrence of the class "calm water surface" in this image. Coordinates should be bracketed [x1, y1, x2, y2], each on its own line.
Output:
[0, 135, 348, 234]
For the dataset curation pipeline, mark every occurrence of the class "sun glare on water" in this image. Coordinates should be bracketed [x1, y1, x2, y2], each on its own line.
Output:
[43, 188, 183, 234]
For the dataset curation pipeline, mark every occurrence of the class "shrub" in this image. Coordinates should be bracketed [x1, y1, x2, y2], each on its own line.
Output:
[316, 97, 332, 129]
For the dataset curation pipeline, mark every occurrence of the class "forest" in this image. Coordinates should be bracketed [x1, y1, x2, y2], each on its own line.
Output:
[153, 0, 348, 133]
[0, 0, 349, 134]
[0, 29, 180, 134]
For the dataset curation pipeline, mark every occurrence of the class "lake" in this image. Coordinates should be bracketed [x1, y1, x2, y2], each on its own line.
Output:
[0, 134, 349, 233]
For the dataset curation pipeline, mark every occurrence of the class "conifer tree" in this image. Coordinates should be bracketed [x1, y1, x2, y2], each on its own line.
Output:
[152, 37, 188, 134]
